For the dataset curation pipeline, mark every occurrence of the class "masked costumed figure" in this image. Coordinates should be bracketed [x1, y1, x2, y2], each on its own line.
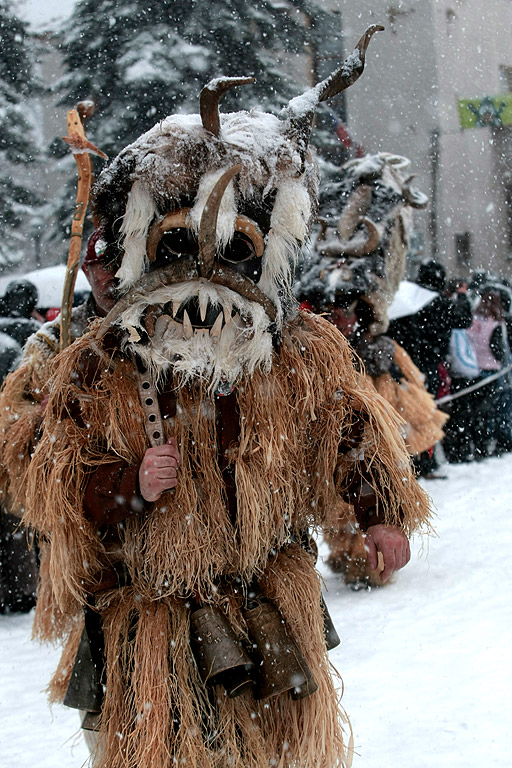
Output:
[297, 152, 443, 587]
[0, 231, 117, 627]
[22, 30, 430, 768]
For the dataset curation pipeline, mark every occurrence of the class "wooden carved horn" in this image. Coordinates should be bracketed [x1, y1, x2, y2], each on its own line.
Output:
[200, 76, 255, 136]
[198, 164, 242, 278]
[336, 185, 381, 256]
[338, 185, 373, 240]
[340, 218, 381, 257]
[316, 25, 384, 103]
[402, 175, 429, 209]
[285, 25, 384, 162]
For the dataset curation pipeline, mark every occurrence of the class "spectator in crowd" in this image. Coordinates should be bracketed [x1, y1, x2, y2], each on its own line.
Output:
[0, 279, 40, 346]
[442, 278, 479, 463]
[388, 260, 472, 476]
[465, 286, 507, 459]
[0, 279, 41, 613]
[490, 286, 512, 455]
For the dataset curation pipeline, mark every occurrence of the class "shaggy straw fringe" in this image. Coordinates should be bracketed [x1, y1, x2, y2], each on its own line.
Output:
[259, 545, 353, 767]
[90, 555, 351, 768]
[46, 619, 84, 704]
[373, 342, 447, 456]
[0, 355, 49, 516]
[32, 542, 82, 644]
[23, 311, 431, 767]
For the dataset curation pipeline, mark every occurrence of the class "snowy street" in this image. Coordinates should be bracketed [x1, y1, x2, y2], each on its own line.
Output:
[1, 455, 511, 767]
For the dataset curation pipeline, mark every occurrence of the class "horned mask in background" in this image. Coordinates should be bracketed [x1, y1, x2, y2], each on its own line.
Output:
[296, 152, 428, 335]
[92, 26, 383, 391]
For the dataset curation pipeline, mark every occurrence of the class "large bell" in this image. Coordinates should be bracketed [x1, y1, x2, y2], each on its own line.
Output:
[63, 615, 104, 713]
[243, 598, 318, 700]
[190, 605, 255, 698]
[321, 595, 341, 651]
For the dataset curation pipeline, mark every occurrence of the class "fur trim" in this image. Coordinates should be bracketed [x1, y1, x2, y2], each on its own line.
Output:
[117, 180, 157, 289]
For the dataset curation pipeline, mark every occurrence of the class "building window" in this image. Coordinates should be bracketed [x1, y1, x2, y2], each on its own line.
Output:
[455, 232, 472, 268]
[499, 65, 512, 93]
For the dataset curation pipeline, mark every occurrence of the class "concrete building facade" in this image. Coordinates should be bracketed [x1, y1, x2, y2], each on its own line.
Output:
[321, 0, 512, 280]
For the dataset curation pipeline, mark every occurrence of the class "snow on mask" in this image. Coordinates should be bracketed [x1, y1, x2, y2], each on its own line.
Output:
[93, 28, 383, 390]
[297, 152, 428, 335]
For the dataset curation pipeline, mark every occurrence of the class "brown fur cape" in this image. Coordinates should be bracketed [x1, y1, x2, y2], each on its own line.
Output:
[23, 311, 430, 768]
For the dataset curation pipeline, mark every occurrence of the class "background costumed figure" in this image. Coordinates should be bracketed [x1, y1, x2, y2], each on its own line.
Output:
[19, 29, 430, 768]
[296, 152, 443, 587]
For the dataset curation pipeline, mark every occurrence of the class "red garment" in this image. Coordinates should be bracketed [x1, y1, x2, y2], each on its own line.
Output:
[437, 361, 451, 400]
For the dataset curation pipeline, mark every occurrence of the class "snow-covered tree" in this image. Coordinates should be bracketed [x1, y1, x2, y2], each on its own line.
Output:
[54, 0, 337, 155]
[48, 0, 346, 245]
[0, 0, 42, 272]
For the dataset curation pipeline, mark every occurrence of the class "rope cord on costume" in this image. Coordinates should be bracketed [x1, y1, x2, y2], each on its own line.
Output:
[435, 361, 512, 406]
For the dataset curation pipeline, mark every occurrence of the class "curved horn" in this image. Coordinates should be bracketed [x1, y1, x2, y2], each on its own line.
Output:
[285, 25, 384, 161]
[339, 218, 381, 257]
[210, 264, 277, 322]
[402, 175, 429, 209]
[200, 76, 255, 136]
[338, 185, 373, 240]
[380, 153, 411, 171]
[317, 25, 385, 103]
[198, 164, 242, 278]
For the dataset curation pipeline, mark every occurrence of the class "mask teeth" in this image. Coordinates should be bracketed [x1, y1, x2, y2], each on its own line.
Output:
[143, 293, 241, 342]
[182, 309, 194, 339]
[210, 312, 224, 339]
[199, 294, 208, 323]
[223, 305, 233, 326]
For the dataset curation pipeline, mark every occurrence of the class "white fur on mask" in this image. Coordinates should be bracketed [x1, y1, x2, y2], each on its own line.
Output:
[116, 180, 157, 290]
[259, 178, 311, 320]
[116, 281, 274, 393]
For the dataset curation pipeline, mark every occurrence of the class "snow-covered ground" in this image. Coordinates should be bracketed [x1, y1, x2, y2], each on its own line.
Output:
[1, 455, 511, 767]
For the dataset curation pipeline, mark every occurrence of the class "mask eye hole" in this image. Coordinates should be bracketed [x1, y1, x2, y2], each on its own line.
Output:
[155, 228, 199, 264]
[221, 233, 256, 264]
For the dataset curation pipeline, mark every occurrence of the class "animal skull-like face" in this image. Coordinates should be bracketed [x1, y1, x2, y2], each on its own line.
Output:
[297, 152, 428, 334]
[91, 29, 382, 389]
[93, 110, 317, 391]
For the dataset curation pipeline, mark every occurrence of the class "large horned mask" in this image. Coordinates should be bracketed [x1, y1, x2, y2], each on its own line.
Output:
[297, 152, 428, 334]
[93, 26, 383, 390]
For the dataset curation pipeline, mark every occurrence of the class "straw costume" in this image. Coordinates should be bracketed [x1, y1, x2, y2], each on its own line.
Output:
[297, 152, 443, 586]
[23, 31, 430, 768]
[0, 300, 93, 518]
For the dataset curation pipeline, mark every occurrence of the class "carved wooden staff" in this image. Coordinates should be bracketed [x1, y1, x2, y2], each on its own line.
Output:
[60, 101, 107, 351]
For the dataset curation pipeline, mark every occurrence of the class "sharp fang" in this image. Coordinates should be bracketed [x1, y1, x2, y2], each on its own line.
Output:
[183, 310, 193, 339]
[172, 300, 180, 318]
[154, 314, 183, 341]
[199, 295, 208, 323]
[126, 324, 141, 342]
[154, 314, 171, 339]
[210, 313, 223, 339]
[223, 307, 232, 326]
